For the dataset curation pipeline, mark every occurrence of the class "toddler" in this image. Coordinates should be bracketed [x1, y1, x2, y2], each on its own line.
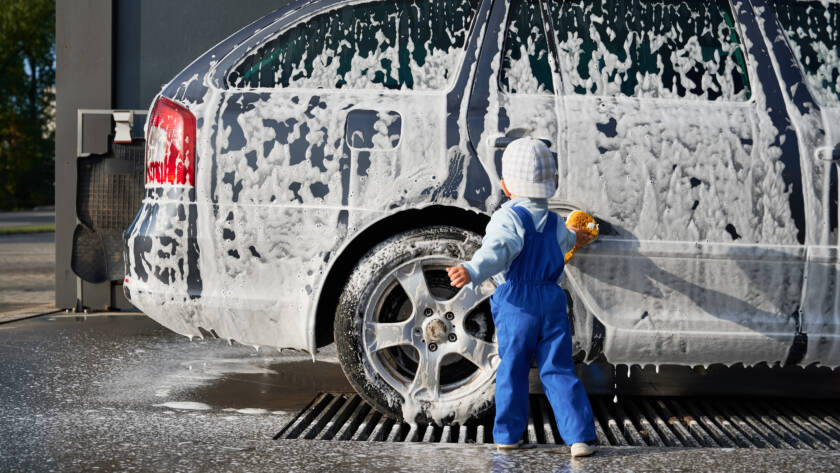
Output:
[447, 138, 597, 457]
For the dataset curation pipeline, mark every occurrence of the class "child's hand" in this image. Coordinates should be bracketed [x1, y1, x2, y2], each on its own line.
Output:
[569, 226, 595, 248]
[446, 265, 471, 288]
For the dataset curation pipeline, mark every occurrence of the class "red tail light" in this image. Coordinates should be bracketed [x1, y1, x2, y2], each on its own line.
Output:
[145, 96, 196, 186]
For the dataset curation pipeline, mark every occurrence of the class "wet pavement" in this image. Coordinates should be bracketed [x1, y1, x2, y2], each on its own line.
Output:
[1, 314, 839, 472]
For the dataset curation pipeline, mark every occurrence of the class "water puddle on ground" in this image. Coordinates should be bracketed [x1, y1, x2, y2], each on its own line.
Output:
[17, 314, 354, 414]
[177, 358, 353, 412]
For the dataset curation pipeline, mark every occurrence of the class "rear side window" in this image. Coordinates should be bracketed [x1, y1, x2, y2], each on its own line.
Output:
[500, 0, 555, 95]
[228, 0, 480, 91]
[547, 0, 751, 101]
[770, 0, 839, 107]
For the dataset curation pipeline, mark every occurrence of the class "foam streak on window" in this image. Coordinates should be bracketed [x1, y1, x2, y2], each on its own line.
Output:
[228, 0, 480, 91]
[500, 0, 555, 95]
[771, 0, 840, 107]
[548, 0, 751, 101]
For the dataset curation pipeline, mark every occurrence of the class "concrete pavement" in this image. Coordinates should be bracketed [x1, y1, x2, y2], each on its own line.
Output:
[0, 209, 55, 231]
[0, 232, 55, 315]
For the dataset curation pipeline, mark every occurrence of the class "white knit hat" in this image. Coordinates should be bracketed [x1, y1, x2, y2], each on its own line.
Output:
[501, 138, 558, 198]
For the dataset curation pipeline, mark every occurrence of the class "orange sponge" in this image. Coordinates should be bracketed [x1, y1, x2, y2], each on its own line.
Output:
[564, 210, 599, 263]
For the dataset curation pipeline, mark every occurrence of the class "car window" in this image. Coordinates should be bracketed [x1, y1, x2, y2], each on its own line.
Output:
[500, 0, 555, 95]
[547, 0, 751, 101]
[228, 0, 480, 91]
[770, 0, 839, 108]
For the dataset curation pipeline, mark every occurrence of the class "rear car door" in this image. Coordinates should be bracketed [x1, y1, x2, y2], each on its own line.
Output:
[467, 0, 561, 188]
[545, 0, 806, 367]
[765, 0, 840, 367]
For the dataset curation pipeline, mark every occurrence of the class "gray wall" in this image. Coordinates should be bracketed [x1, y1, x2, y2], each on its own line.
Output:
[114, 0, 290, 110]
[56, 0, 293, 309]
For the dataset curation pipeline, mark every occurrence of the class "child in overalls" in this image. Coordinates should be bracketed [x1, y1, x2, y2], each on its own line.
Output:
[447, 138, 597, 456]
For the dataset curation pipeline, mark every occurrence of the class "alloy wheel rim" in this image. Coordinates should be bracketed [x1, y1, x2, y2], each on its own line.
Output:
[362, 256, 499, 404]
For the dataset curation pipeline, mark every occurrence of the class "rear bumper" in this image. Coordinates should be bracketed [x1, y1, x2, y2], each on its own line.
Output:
[123, 187, 329, 351]
[123, 187, 207, 339]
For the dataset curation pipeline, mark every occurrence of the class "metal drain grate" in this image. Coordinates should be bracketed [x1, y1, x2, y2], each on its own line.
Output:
[276, 393, 840, 449]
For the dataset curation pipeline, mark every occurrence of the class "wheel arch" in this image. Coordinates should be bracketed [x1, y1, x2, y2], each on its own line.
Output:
[312, 205, 491, 350]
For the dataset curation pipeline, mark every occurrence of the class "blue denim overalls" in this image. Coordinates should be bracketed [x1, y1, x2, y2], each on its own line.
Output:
[490, 206, 596, 445]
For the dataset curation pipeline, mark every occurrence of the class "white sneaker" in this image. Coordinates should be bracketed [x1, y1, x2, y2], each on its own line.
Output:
[496, 440, 523, 451]
[496, 440, 536, 452]
[570, 442, 596, 457]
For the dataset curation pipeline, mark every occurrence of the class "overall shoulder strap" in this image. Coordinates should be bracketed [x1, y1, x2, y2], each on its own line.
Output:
[546, 211, 558, 236]
[510, 206, 536, 235]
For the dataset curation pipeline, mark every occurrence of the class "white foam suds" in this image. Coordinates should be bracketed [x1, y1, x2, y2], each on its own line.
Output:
[124, 0, 840, 424]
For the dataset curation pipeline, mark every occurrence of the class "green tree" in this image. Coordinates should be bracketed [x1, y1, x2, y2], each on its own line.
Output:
[0, 0, 55, 210]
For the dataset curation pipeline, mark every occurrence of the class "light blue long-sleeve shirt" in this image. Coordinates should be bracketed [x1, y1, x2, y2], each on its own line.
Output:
[462, 197, 577, 286]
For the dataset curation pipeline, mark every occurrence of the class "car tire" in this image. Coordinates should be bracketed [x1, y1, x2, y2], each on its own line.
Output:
[334, 225, 499, 424]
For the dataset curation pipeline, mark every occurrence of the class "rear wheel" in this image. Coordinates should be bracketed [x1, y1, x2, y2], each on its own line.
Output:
[334, 226, 498, 424]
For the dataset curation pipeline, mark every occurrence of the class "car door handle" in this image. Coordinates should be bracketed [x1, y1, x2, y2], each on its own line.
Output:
[816, 146, 840, 162]
[493, 136, 553, 149]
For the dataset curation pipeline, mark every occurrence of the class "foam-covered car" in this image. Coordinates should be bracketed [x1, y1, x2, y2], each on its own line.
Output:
[125, 0, 840, 422]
